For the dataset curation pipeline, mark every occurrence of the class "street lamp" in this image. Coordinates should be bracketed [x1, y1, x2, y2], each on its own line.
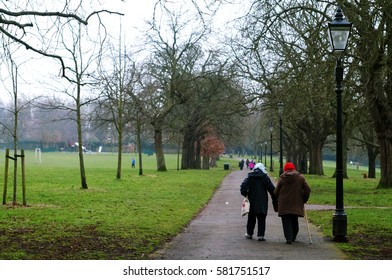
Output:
[328, 6, 352, 242]
[259, 143, 262, 163]
[278, 101, 284, 175]
[269, 122, 274, 172]
[264, 141, 267, 166]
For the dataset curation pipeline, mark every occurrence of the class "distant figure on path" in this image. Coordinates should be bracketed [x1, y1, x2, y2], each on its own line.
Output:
[240, 163, 278, 241]
[274, 162, 311, 244]
[239, 159, 245, 170]
[248, 160, 255, 170]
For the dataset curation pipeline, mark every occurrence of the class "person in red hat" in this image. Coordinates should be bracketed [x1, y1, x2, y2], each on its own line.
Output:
[274, 162, 311, 244]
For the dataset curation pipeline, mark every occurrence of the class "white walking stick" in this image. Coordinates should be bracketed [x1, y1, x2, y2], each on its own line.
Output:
[304, 206, 313, 244]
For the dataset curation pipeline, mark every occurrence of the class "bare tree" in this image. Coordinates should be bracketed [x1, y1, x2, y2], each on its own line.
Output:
[340, 0, 392, 188]
[36, 9, 110, 189]
[177, 61, 248, 170]
[0, 42, 35, 205]
[143, 1, 211, 171]
[235, 0, 392, 186]
[232, 1, 368, 176]
[94, 38, 141, 179]
[0, 1, 122, 81]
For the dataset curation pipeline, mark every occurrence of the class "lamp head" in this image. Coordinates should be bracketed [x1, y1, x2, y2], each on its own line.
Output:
[269, 122, 273, 133]
[277, 101, 284, 116]
[328, 6, 352, 54]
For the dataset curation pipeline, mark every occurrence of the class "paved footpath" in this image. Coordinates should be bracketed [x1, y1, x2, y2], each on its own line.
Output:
[152, 169, 347, 260]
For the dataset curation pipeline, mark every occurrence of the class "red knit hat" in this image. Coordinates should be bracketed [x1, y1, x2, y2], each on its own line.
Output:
[284, 162, 296, 172]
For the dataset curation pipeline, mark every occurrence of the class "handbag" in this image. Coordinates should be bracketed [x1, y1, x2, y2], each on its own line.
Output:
[241, 197, 250, 217]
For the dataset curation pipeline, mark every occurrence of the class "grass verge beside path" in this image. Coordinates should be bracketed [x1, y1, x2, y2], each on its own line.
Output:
[2, 152, 391, 260]
[300, 167, 392, 260]
[0, 152, 233, 259]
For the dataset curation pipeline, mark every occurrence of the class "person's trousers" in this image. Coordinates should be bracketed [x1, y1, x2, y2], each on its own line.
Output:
[247, 212, 267, 237]
[281, 214, 299, 242]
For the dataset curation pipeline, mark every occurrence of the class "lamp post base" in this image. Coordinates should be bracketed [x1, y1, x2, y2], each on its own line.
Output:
[332, 212, 348, 242]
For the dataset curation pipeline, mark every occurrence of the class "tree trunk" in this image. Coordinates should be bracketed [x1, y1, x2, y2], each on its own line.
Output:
[350, 1, 392, 188]
[359, 122, 379, 179]
[12, 111, 18, 206]
[76, 84, 88, 189]
[181, 124, 197, 169]
[77, 122, 88, 189]
[367, 145, 377, 178]
[154, 122, 167, 172]
[378, 1, 392, 187]
[137, 120, 143, 176]
[177, 132, 181, 171]
[365, 60, 392, 187]
[116, 130, 122, 179]
[202, 156, 210, 169]
[195, 140, 202, 169]
[376, 127, 392, 188]
[12, 64, 19, 206]
[308, 141, 324, 175]
[181, 130, 190, 169]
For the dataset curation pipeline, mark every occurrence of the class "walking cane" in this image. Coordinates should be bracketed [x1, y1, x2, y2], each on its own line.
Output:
[304, 206, 313, 244]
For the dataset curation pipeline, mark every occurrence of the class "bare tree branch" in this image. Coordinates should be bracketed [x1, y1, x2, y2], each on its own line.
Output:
[0, 9, 123, 27]
[0, 7, 123, 78]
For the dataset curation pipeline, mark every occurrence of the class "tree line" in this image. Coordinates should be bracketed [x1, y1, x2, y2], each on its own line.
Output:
[1, 1, 391, 189]
[231, 0, 390, 188]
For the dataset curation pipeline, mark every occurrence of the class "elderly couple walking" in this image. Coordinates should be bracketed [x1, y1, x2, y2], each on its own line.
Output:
[240, 162, 311, 244]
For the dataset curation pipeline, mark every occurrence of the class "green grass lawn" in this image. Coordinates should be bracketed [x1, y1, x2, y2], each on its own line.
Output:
[254, 160, 392, 259]
[1, 152, 391, 259]
[300, 164, 392, 260]
[0, 151, 234, 259]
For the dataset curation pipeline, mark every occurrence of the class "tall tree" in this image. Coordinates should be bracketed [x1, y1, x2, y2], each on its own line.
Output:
[233, 0, 337, 175]
[0, 47, 34, 205]
[1, 1, 122, 188]
[178, 65, 247, 170]
[0, 1, 121, 81]
[95, 36, 139, 179]
[144, 1, 210, 171]
[341, 0, 392, 188]
[238, 0, 390, 185]
[37, 11, 109, 189]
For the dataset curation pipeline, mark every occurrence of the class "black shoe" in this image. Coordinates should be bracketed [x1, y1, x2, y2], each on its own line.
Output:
[286, 240, 292, 244]
[257, 236, 266, 241]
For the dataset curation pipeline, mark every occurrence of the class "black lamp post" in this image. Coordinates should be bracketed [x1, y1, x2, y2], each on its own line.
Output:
[264, 141, 267, 166]
[259, 143, 262, 163]
[269, 122, 274, 172]
[328, 6, 352, 242]
[278, 101, 284, 175]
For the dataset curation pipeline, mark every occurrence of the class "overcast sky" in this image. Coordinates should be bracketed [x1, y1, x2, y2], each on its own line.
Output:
[0, 0, 246, 104]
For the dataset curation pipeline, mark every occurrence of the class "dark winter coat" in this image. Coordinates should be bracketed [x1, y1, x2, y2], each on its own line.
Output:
[274, 170, 311, 217]
[240, 169, 277, 215]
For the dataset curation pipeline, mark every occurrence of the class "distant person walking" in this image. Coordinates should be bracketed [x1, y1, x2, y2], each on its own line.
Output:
[248, 160, 255, 170]
[274, 162, 311, 244]
[239, 159, 245, 170]
[240, 163, 278, 241]
[131, 157, 136, 168]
